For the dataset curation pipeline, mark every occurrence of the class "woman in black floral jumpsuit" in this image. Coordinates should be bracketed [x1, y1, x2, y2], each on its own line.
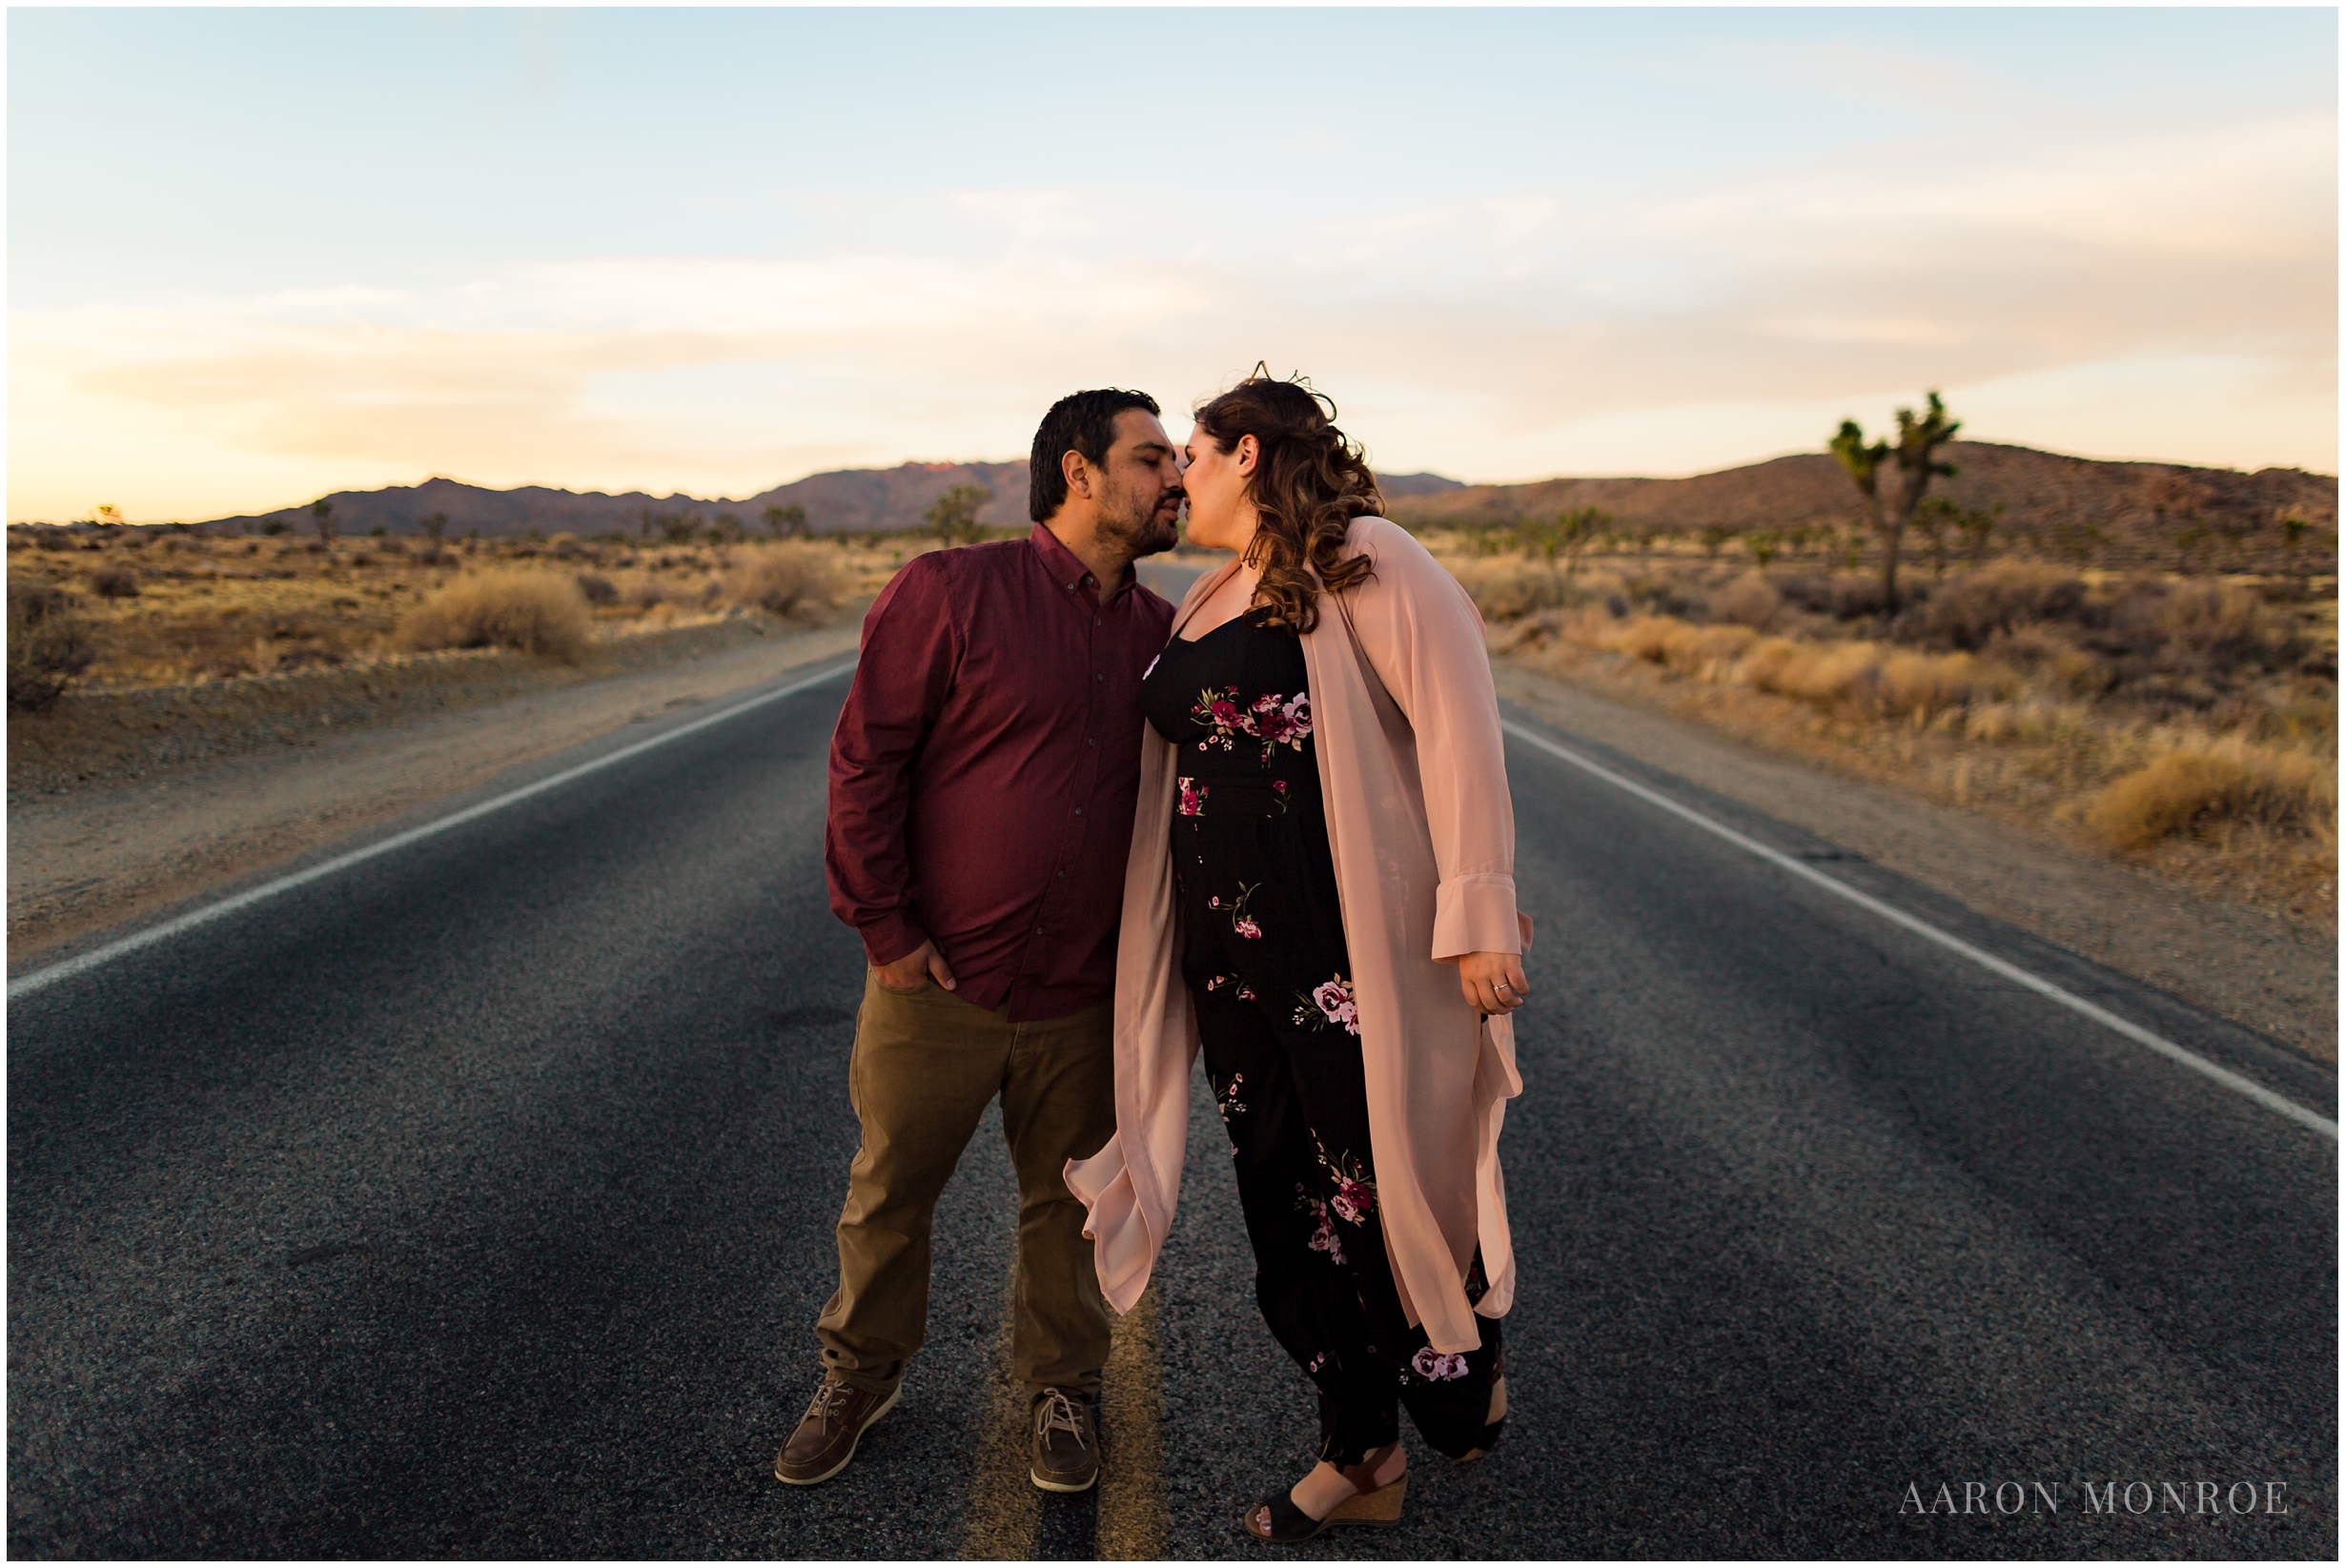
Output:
[1141, 605, 1502, 1473]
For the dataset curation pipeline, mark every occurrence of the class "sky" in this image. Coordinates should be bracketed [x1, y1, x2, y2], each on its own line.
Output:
[8, 6, 2336, 522]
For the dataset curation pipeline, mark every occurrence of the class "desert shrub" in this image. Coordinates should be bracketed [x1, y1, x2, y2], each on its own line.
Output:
[1877, 650, 2008, 717]
[1676, 623, 1756, 668]
[2087, 747, 2335, 850]
[89, 564, 139, 599]
[8, 583, 97, 709]
[1989, 625, 2112, 697]
[725, 544, 849, 619]
[1736, 637, 1804, 691]
[2146, 581, 2294, 667]
[575, 571, 618, 606]
[1745, 641, 1882, 704]
[628, 580, 666, 610]
[1621, 575, 1707, 619]
[1710, 572, 1782, 630]
[393, 571, 592, 662]
[1612, 616, 1675, 664]
[1913, 560, 2084, 650]
[1776, 572, 1890, 621]
[1447, 559, 1607, 622]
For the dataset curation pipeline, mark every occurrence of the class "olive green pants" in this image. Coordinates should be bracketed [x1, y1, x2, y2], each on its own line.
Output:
[814, 970, 1116, 1400]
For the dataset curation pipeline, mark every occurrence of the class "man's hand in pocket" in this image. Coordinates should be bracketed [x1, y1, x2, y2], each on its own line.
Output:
[875, 939, 956, 994]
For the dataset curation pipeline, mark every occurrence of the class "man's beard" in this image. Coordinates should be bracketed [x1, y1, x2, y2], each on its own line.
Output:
[1096, 485, 1179, 561]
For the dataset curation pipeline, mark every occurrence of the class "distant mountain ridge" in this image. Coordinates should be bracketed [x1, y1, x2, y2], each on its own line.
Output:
[1384, 442, 2336, 574]
[189, 445, 2333, 574]
[199, 463, 1468, 539]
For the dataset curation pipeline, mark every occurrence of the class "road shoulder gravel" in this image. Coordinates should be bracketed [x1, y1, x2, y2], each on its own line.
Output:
[1494, 659, 2336, 1063]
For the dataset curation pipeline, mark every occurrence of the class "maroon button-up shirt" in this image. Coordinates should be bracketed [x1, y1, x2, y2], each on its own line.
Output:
[826, 524, 1175, 1021]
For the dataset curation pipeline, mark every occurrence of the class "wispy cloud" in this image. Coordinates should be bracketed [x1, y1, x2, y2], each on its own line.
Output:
[10, 102, 2332, 518]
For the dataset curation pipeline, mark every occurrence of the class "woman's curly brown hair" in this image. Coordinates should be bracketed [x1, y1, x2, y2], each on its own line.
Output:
[1193, 371, 1381, 633]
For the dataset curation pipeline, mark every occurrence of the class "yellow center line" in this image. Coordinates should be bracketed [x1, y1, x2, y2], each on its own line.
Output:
[958, 1283, 1042, 1560]
[1096, 1287, 1167, 1560]
[957, 1281, 1167, 1560]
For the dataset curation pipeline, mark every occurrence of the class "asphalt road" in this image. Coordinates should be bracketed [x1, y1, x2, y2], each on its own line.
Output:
[10, 600, 2336, 1558]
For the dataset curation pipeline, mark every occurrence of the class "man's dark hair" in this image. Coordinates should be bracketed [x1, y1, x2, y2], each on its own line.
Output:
[1029, 388, 1161, 522]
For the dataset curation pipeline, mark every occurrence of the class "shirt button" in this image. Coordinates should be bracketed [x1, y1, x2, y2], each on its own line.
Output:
[1094, 672, 1105, 682]
[1073, 805, 1084, 816]
[1056, 869, 1066, 879]
[1087, 738, 1097, 748]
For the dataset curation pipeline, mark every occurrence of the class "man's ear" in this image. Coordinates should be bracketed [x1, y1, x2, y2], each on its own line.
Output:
[1060, 448, 1094, 502]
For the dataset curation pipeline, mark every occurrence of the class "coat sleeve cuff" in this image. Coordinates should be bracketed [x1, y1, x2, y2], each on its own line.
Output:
[1432, 874, 1520, 961]
[859, 913, 929, 969]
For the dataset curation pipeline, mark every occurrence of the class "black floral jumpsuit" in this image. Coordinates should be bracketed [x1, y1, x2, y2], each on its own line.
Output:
[1141, 607, 1501, 1466]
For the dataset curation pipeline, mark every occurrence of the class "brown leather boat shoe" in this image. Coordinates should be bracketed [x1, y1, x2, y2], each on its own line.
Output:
[774, 1375, 900, 1486]
[1030, 1387, 1098, 1493]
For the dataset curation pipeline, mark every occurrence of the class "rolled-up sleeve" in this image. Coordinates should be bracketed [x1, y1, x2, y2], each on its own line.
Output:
[826, 558, 958, 967]
[1346, 521, 1521, 962]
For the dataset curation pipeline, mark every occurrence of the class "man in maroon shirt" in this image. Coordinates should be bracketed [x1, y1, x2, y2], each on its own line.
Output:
[775, 390, 1183, 1494]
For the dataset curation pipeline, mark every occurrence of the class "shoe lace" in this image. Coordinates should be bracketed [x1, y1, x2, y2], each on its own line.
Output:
[1033, 1388, 1088, 1449]
[807, 1380, 854, 1425]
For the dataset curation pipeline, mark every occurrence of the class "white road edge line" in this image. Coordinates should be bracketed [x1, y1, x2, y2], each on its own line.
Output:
[8, 659, 859, 1001]
[1501, 719, 2338, 1141]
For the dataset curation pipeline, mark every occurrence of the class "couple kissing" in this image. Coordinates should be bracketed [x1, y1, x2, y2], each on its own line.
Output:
[781, 372, 1529, 1545]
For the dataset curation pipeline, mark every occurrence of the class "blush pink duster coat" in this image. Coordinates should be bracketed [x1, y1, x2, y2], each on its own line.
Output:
[1066, 515, 1525, 1354]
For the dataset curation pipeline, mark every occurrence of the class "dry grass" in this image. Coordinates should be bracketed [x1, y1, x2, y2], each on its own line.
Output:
[724, 543, 850, 619]
[1459, 545, 2337, 925]
[3, 531, 907, 694]
[2087, 747, 2335, 851]
[393, 570, 595, 662]
[8, 583, 97, 710]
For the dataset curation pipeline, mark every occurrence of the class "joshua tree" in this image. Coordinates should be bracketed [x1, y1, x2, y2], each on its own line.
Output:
[2278, 507, 2315, 586]
[1960, 502, 2000, 567]
[420, 512, 450, 548]
[310, 498, 336, 548]
[1831, 390, 1959, 609]
[1514, 505, 1608, 574]
[925, 484, 992, 547]
[764, 502, 810, 540]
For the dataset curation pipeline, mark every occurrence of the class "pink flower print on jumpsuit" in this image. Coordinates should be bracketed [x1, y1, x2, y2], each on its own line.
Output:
[1190, 686, 1252, 752]
[1177, 776, 1209, 817]
[1315, 1141, 1378, 1226]
[1215, 1071, 1249, 1155]
[1411, 1346, 1470, 1382]
[1248, 690, 1312, 763]
[1291, 973, 1359, 1035]
[1296, 1186, 1348, 1266]
[1208, 883, 1265, 941]
[1216, 1071, 1248, 1121]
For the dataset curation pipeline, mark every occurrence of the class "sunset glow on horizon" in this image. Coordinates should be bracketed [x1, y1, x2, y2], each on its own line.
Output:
[10, 8, 2335, 523]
